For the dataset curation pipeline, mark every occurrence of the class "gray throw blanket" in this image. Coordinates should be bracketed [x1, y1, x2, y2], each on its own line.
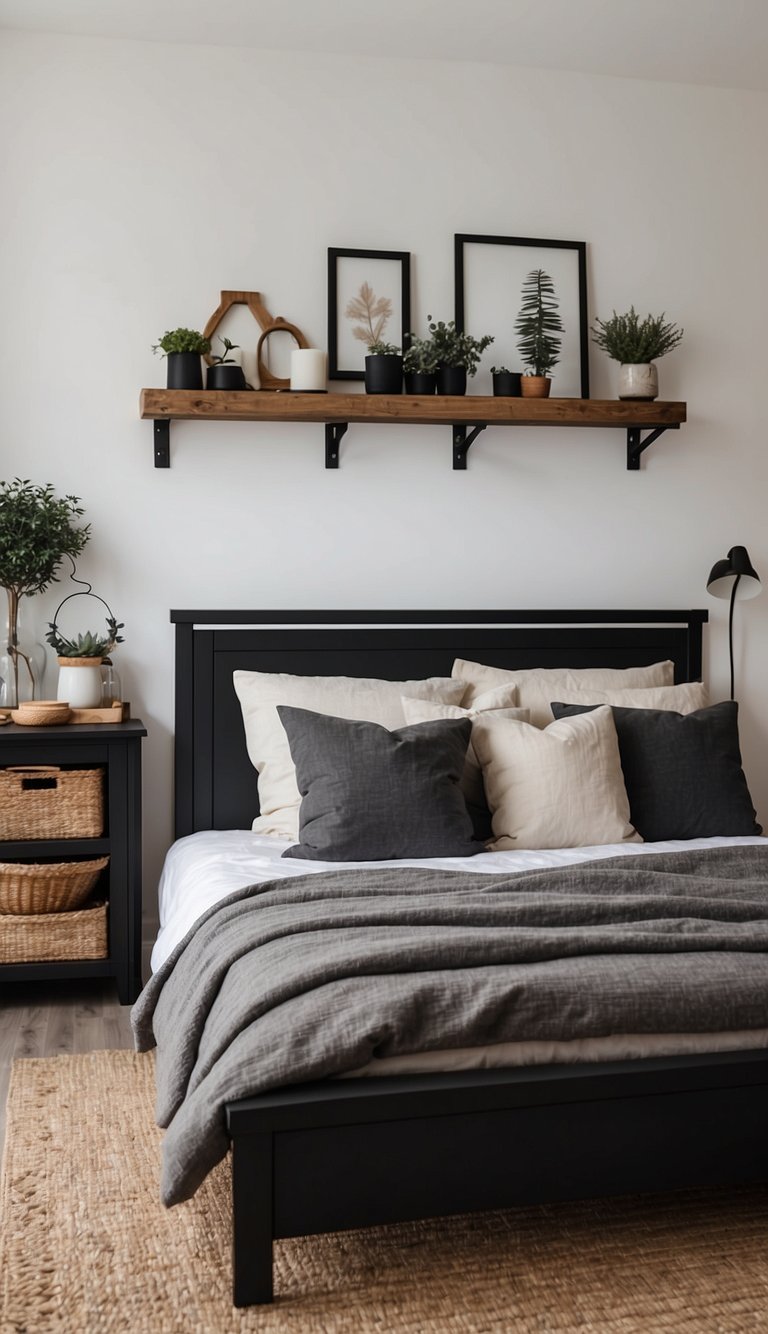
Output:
[132, 845, 768, 1205]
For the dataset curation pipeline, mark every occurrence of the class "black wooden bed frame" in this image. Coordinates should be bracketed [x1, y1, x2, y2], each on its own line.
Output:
[171, 607, 768, 1307]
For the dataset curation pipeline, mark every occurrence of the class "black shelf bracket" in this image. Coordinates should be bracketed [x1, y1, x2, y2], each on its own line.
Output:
[626, 424, 677, 471]
[154, 419, 171, 468]
[325, 422, 348, 469]
[453, 423, 487, 470]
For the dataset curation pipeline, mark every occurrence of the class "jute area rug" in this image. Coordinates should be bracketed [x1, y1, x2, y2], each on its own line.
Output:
[1, 1053, 767, 1334]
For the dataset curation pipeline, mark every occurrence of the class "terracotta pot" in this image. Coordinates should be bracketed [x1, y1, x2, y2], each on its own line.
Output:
[618, 363, 658, 400]
[520, 376, 551, 398]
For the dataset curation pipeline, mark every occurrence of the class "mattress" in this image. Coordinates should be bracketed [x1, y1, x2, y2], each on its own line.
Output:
[150, 830, 768, 1075]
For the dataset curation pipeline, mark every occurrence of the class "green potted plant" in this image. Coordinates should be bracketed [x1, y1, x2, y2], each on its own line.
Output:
[46, 594, 125, 709]
[364, 340, 403, 395]
[489, 366, 522, 397]
[0, 480, 90, 708]
[425, 317, 494, 396]
[515, 270, 564, 398]
[206, 337, 247, 391]
[403, 334, 439, 395]
[152, 328, 211, 390]
[591, 307, 684, 400]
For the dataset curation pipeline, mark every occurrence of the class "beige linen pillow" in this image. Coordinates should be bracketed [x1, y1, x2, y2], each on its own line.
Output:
[453, 658, 675, 729]
[233, 670, 466, 839]
[472, 706, 641, 851]
[401, 686, 530, 819]
[554, 682, 709, 713]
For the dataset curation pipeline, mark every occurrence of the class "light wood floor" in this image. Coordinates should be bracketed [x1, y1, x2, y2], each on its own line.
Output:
[0, 981, 134, 1153]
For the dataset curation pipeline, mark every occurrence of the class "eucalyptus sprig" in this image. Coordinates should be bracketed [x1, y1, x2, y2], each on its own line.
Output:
[0, 480, 90, 600]
[403, 334, 439, 376]
[591, 308, 683, 364]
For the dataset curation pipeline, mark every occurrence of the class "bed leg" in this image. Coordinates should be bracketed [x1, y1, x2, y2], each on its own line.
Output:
[232, 1131, 274, 1306]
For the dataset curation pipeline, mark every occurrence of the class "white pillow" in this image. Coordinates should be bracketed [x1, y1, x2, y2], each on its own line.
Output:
[233, 671, 466, 839]
[472, 706, 641, 851]
[453, 658, 675, 729]
[552, 682, 709, 713]
[401, 686, 530, 817]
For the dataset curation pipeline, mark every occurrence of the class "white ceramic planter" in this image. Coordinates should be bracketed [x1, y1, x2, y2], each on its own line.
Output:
[56, 657, 104, 708]
[618, 363, 658, 400]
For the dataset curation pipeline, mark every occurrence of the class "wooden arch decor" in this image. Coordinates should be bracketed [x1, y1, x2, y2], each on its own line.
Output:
[202, 290, 309, 391]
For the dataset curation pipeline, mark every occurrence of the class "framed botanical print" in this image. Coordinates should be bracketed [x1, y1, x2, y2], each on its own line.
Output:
[328, 247, 411, 380]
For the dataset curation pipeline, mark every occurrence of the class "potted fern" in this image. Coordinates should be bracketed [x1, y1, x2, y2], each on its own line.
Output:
[425, 317, 494, 396]
[591, 307, 683, 400]
[515, 270, 564, 398]
[153, 328, 211, 390]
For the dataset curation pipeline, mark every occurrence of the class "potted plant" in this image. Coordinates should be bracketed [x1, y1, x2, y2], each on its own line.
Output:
[591, 307, 684, 400]
[46, 603, 125, 709]
[515, 270, 564, 398]
[206, 337, 247, 391]
[403, 334, 439, 395]
[490, 366, 522, 397]
[364, 341, 403, 395]
[0, 481, 90, 708]
[425, 317, 494, 395]
[152, 328, 211, 390]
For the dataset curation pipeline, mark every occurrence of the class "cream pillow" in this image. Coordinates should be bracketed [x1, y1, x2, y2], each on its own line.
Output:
[401, 687, 530, 820]
[472, 706, 641, 851]
[453, 658, 675, 729]
[552, 682, 709, 713]
[233, 670, 466, 839]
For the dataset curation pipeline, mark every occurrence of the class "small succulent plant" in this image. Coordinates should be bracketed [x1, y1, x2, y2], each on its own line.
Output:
[46, 616, 125, 659]
[367, 340, 401, 356]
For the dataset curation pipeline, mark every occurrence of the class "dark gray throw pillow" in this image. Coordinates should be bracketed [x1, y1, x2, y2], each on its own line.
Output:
[277, 705, 482, 861]
[550, 699, 761, 842]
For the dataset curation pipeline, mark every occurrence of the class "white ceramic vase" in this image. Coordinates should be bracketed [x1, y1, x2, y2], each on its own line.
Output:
[56, 657, 104, 708]
[618, 363, 658, 400]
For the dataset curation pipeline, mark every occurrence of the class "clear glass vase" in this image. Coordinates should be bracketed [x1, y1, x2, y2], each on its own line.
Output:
[0, 589, 46, 708]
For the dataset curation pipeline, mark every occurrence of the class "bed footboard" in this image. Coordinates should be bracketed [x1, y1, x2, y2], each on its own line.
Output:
[226, 1049, 768, 1307]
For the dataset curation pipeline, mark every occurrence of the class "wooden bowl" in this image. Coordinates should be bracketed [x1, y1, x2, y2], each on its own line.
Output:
[11, 701, 71, 726]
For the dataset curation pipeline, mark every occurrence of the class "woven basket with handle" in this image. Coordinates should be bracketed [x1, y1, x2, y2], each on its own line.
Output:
[0, 856, 109, 914]
[0, 766, 104, 840]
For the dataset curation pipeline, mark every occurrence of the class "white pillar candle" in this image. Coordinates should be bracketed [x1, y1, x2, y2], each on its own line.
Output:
[290, 348, 327, 392]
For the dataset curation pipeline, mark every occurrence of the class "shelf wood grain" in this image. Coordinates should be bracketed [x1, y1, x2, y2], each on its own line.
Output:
[140, 389, 686, 429]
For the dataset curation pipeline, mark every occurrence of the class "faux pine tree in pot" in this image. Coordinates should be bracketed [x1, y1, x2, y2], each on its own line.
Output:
[515, 269, 564, 398]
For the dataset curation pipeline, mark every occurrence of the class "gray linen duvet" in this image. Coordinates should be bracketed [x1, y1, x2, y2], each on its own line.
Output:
[132, 845, 768, 1205]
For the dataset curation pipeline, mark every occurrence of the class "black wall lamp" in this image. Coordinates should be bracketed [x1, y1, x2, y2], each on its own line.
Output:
[706, 545, 761, 700]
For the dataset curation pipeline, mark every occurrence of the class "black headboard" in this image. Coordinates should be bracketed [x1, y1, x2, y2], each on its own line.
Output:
[171, 608, 707, 837]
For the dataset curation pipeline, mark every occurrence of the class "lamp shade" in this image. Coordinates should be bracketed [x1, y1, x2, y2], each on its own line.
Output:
[706, 546, 762, 601]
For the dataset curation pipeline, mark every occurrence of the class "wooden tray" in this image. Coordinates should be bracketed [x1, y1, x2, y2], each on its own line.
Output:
[68, 702, 128, 724]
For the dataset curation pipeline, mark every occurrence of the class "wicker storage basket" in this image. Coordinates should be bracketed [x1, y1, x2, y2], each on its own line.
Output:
[0, 856, 109, 915]
[0, 766, 104, 839]
[0, 901, 107, 963]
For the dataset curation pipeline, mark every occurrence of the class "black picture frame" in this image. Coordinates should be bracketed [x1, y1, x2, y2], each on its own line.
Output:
[454, 234, 590, 398]
[328, 247, 411, 381]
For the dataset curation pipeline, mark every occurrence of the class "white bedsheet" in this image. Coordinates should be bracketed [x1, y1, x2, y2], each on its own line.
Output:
[151, 831, 768, 1073]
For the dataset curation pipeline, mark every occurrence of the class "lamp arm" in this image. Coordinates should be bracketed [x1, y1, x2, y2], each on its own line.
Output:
[728, 573, 741, 701]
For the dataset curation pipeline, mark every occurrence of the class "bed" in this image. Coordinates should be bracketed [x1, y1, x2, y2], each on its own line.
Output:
[139, 608, 768, 1306]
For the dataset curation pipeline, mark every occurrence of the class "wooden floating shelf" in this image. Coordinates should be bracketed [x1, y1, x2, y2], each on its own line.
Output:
[139, 389, 687, 471]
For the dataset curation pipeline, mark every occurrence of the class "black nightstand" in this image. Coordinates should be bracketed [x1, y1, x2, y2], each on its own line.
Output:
[0, 719, 146, 1004]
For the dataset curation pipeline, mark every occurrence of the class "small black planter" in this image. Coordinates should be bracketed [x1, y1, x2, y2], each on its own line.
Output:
[206, 364, 247, 391]
[492, 371, 522, 397]
[364, 354, 403, 395]
[167, 352, 203, 390]
[404, 371, 437, 395]
[436, 365, 467, 396]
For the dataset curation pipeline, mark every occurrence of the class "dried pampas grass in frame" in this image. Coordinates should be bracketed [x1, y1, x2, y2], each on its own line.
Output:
[328, 248, 411, 380]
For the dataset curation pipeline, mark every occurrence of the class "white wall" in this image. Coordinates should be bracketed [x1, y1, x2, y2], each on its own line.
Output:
[2, 30, 767, 940]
